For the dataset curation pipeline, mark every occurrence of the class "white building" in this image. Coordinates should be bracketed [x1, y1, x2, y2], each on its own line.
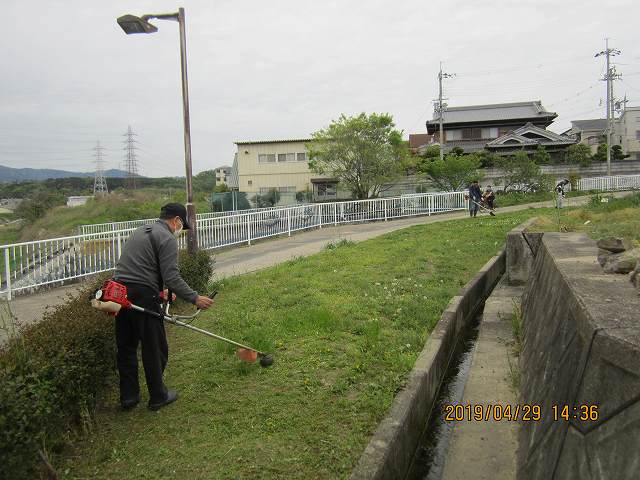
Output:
[214, 165, 232, 185]
[233, 138, 348, 203]
[67, 196, 91, 207]
[614, 106, 640, 160]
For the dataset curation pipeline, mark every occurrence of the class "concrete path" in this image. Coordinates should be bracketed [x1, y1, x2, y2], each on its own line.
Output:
[5, 190, 633, 337]
[442, 277, 523, 480]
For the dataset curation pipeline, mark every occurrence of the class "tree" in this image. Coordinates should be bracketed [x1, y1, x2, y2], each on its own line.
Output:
[307, 113, 408, 199]
[417, 153, 483, 192]
[420, 145, 440, 160]
[192, 170, 216, 193]
[213, 183, 230, 193]
[566, 143, 592, 167]
[450, 146, 465, 157]
[495, 151, 543, 192]
[295, 187, 313, 203]
[612, 144, 630, 161]
[15, 191, 65, 222]
[532, 145, 551, 165]
[475, 150, 500, 168]
[593, 143, 608, 162]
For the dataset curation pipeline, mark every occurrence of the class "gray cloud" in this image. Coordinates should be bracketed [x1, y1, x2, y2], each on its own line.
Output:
[1, 0, 637, 176]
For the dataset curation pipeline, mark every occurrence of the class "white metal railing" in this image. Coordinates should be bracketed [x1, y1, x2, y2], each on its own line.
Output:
[1, 191, 467, 299]
[577, 174, 640, 192]
[78, 204, 312, 235]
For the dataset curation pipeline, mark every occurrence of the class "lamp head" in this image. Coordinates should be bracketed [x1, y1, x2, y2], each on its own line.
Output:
[116, 14, 158, 34]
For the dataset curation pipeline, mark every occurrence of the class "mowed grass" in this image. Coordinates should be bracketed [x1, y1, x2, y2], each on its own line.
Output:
[529, 192, 640, 242]
[61, 209, 546, 480]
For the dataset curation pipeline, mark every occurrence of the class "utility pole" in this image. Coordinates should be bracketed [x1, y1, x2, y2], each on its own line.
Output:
[595, 39, 621, 176]
[437, 62, 455, 161]
[93, 140, 109, 196]
[123, 125, 139, 190]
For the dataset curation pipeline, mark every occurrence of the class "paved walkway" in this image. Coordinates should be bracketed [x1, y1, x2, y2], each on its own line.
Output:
[5, 191, 633, 338]
[442, 278, 523, 480]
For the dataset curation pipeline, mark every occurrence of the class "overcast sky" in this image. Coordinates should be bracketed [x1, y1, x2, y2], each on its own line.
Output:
[1, 0, 638, 177]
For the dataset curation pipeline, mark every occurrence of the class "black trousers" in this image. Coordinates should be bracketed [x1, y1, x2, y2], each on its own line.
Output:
[115, 283, 168, 405]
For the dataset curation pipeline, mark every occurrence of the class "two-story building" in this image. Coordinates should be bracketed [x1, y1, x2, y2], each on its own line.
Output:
[425, 100, 575, 158]
[233, 138, 349, 204]
[562, 119, 607, 154]
[614, 106, 640, 160]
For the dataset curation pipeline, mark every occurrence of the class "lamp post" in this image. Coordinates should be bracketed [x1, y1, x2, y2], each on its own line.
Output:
[117, 7, 198, 252]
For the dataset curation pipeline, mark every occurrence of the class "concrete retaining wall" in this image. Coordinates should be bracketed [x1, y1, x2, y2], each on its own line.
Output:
[518, 233, 640, 479]
[350, 250, 506, 480]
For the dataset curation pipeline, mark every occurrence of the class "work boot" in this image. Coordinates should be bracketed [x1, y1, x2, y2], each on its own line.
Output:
[148, 389, 179, 411]
[120, 394, 141, 411]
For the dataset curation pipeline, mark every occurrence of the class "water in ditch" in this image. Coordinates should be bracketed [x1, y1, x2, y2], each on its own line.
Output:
[404, 310, 482, 480]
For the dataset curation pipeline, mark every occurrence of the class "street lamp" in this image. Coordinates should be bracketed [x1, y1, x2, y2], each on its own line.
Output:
[117, 7, 198, 253]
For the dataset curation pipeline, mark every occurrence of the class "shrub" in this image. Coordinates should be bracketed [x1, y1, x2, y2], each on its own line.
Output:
[0, 275, 115, 479]
[178, 249, 215, 296]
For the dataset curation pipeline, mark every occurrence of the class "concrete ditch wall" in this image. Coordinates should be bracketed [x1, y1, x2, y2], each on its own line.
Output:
[350, 250, 506, 480]
[518, 233, 640, 479]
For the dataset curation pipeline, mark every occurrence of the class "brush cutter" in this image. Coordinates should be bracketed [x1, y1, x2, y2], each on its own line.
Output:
[470, 198, 496, 216]
[91, 279, 274, 367]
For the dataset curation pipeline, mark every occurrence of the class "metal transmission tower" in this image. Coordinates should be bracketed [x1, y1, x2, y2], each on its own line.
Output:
[93, 140, 109, 195]
[435, 62, 456, 160]
[123, 125, 139, 189]
[595, 39, 621, 176]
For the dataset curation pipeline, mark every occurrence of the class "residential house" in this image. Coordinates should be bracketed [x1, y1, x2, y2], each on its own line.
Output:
[425, 100, 574, 159]
[614, 106, 640, 160]
[562, 119, 607, 154]
[408, 133, 434, 154]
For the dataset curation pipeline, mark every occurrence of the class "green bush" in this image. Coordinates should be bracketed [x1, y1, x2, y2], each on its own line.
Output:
[178, 249, 215, 296]
[0, 275, 115, 479]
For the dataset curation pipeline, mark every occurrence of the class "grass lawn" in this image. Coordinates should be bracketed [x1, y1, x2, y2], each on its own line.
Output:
[529, 192, 640, 242]
[60, 208, 550, 479]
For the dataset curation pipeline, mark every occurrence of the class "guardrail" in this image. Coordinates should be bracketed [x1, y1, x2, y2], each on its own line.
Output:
[1, 191, 466, 299]
[577, 174, 640, 192]
[77, 204, 312, 235]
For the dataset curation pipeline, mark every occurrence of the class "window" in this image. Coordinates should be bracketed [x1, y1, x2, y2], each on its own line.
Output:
[277, 153, 297, 162]
[636, 130, 640, 141]
[315, 183, 337, 198]
[258, 154, 276, 163]
[297, 152, 307, 161]
[278, 186, 296, 193]
[462, 128, 482, 140]
[445, 130, 462, 141]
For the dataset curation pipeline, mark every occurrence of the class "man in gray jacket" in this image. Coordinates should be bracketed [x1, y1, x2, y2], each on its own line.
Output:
[113, 203, 214, 411]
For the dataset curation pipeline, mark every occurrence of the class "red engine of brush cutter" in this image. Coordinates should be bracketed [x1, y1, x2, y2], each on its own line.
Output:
[96, 280, 132, 309]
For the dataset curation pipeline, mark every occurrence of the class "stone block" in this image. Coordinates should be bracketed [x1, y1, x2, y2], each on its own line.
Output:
[596, 236, 626, 253]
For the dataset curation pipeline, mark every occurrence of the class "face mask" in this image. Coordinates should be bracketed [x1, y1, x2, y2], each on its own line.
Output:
[173, 218, 183, 238]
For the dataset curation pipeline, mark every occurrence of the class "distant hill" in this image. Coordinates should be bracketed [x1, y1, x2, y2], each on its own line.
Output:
[0, 165, 132, 182]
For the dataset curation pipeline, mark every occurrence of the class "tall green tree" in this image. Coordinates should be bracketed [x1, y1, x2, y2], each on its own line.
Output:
[495, 151, 542, 192]
[532, 145, 551, 165]
[193, 170, 217, 193]
[307, 113, 408, 199]
[566, 143, 593, 167]
[417, 154, 483, 192]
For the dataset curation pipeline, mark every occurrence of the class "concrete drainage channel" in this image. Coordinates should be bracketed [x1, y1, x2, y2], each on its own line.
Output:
[405, 311, 483, 479]
[350, 250, 506, 480]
